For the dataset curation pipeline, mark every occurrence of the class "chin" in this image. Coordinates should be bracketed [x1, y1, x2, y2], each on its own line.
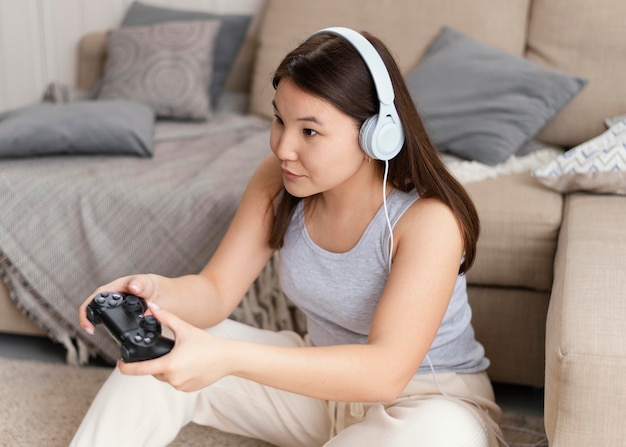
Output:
[283, 183, 315, 199]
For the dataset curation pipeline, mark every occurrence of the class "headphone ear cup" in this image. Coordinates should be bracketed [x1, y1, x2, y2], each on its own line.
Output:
[360, 114, 404, 161]
[359, 115, 379, 159]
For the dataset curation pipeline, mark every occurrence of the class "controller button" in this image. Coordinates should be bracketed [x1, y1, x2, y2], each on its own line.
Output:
[134, 334, 143, 343]
[112, 293, 122, 301]
[101, 292, 109, 297]
[143, 337, 153, 344]
[95, 296, 106, 305]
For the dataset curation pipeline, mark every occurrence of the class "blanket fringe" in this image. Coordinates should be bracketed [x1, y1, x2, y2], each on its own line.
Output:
[58, 333, 80, 366]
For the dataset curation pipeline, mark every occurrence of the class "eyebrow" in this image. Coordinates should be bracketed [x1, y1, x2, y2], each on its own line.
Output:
[272, 100, 322, 125]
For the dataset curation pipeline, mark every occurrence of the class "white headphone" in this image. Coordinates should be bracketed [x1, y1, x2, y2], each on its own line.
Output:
[310, 27, 405, 161]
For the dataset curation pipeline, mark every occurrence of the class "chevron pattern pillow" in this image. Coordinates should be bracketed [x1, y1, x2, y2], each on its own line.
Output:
[532, 119, 626, 195]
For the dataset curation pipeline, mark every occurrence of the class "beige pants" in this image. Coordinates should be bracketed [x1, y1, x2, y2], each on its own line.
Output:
[71, 319, 502, 447]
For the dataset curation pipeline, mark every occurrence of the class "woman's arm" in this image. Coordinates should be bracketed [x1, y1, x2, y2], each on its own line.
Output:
[79, 153, 282, 333]
[154, 153, 283, 328]
[229, 198, 465, 402]
[121, 197, 466, 403]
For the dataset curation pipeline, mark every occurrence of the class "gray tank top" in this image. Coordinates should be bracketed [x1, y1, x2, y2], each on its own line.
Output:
[279, 189, 489, 374]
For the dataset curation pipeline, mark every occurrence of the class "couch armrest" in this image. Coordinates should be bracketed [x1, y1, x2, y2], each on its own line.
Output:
[76, 32, 107, 93]
[545, 193, 626, 446]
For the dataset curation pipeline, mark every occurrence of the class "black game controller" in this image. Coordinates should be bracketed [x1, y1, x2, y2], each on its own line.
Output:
[87, 291, 174, 362]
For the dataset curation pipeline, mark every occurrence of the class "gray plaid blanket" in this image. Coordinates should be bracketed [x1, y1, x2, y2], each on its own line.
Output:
[0, 114, 299, 364]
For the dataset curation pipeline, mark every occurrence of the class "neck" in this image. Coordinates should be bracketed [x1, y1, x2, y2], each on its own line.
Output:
[312, 160, 388, 219]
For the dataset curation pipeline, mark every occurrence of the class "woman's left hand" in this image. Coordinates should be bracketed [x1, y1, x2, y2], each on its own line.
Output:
[118, 303, 233, 392]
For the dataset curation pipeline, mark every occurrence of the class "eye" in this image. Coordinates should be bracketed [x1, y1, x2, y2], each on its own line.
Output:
[303, 128, 317, 137]
[273, 115, 284, 126]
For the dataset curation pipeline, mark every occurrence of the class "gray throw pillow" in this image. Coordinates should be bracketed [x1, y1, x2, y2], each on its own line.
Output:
[98, 21, 220, 121]
[121, 1, 252, 108]
[0, 100, 155, 158]
[405, 27, 587, 166]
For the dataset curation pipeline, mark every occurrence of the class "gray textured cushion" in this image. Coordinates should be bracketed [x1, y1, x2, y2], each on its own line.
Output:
[122, 1, 252, 108]
[98, 20, 220, 121]
[0, 100, 155, 158]
[406, 27, 587, 166]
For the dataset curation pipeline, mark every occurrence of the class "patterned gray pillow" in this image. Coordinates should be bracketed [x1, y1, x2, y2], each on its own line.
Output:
[121, 2, 252, 108]
[98, 20, 220, 121]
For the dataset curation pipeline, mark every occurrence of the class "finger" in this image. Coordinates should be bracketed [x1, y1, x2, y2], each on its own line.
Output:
[147, 302, 185, 338]
[118, 357, 168, 377]
[125, 275, 156, 299]
[78, 301, 95, 335]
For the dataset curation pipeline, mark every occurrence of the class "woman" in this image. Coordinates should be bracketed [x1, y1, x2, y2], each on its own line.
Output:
[72, 28, 502, 446]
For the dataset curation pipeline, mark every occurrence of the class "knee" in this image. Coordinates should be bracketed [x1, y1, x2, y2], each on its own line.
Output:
[328, 399, 490, 447]
[390, 398, 490, 447]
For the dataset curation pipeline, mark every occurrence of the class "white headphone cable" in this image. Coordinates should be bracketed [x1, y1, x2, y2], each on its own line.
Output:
[382, 160, 393, 272]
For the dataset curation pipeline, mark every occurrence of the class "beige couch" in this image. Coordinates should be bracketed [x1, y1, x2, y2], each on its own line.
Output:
[1, 0, 625, 445]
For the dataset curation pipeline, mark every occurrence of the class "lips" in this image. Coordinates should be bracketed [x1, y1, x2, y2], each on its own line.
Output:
[282, 168, 302, 180]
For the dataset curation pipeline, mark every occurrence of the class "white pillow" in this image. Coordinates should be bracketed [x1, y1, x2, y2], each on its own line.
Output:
[532, 119, 626, 195]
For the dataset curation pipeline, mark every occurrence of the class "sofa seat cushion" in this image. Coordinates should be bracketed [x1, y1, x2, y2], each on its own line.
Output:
[465, 173, 563, 291]
[250, 0, 531, 119]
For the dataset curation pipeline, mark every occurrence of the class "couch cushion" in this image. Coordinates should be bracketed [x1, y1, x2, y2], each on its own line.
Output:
[526, 0, 626, 148]
[250, 0, 531, 119]
[465, 173, 563, 291]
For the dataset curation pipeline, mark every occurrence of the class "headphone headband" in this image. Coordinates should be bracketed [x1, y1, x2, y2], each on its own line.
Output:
[312, 27, 395, 106]
[309, 27, 404, 160]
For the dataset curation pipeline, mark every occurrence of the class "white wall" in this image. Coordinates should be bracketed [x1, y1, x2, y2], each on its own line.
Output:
[0, 0, 264, 113]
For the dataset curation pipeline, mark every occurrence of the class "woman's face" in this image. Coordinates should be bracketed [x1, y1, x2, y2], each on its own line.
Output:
[270, 78, 368, 198]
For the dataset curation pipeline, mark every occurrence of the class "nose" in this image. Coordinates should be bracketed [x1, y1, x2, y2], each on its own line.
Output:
[271, 126, 298, 162]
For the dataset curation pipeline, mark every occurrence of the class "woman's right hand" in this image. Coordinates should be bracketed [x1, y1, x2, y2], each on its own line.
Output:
[79, 274, 160, 335]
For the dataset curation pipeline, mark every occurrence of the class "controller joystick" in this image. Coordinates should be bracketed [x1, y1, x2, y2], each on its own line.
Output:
[122, 294, 144, 311]
[87, 291, 174, 362]
[140, 315, 161, 333]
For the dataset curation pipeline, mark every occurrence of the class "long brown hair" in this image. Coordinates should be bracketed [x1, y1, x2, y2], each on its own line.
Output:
[269, 31, 479, 274]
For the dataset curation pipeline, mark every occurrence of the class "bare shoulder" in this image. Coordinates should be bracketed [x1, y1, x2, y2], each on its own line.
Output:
[398, 196, 459, 227]
[394, 196, 464, 253]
